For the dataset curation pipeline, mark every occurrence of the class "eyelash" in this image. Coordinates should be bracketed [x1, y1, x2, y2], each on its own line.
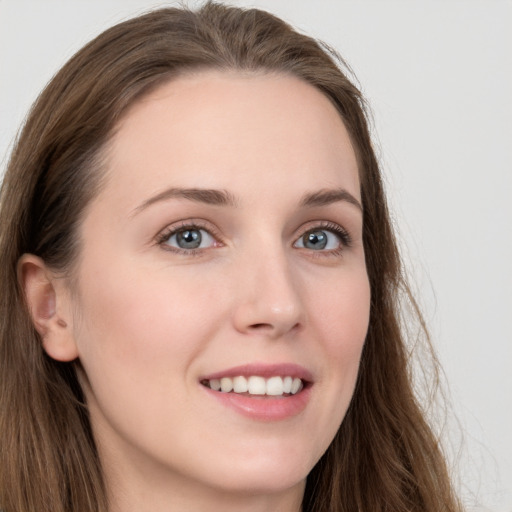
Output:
[155, 219, 352, 257]
[295, 221, 352, 258]
[156, 220, 223, 256]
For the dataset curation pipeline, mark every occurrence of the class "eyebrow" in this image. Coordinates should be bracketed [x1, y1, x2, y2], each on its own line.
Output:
[300, 188, 363, 212]
[132, 187, 237, 215]
[132, 186, 362, 216]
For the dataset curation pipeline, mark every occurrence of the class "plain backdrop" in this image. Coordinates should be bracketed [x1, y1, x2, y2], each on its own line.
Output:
[1, 1, 511, 510]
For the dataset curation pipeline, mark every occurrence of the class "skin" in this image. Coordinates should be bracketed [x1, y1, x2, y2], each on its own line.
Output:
[22, 71, 370, 512]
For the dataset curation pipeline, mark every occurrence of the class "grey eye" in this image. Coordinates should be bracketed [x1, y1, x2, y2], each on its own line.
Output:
[294, 229, 341, 251]
[176, 229, 202, 249]
[164, 228, 215, 250]
[303, 231, 328, 250]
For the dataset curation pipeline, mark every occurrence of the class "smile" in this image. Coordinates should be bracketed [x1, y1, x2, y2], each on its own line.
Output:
[200, 364, 313, 421]
[201, 375, 304, 396]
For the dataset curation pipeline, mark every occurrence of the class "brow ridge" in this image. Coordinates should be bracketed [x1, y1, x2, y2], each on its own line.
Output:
[300, 188, 362, 211]
[132, 186, 361, 216]
[133, 187, 237, 215]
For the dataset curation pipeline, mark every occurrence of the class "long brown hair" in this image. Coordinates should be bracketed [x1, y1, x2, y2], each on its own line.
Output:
[0, 3, 461, 511]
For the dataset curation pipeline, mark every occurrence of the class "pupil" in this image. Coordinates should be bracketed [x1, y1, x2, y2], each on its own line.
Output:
[177, 229, 202, 249]
[304, 230, 327, 250]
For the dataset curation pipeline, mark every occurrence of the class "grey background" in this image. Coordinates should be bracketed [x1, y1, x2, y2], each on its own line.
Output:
[1, 1, 511, 510]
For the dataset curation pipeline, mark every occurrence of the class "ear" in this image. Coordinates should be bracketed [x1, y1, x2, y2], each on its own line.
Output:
[18, 254, 79, 362]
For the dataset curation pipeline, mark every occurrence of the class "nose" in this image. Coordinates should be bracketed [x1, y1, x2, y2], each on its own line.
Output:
[231, 249, 304, 339]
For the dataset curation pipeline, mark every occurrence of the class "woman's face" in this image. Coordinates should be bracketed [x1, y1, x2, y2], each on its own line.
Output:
[66, 71, 370, 501]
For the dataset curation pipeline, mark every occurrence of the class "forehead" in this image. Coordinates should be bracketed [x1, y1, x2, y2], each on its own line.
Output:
[99, 70, 360, 209]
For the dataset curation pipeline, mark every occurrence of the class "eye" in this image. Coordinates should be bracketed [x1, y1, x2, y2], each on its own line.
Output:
[295, 229, 339, 250]
[159, 225, 218, 252]
[293, 224, 350, 253]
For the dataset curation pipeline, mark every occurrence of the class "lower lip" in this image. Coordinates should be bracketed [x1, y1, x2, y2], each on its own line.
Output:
[202, 385, 312, 421]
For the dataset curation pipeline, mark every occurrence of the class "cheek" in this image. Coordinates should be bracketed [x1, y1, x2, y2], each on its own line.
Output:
[77, 262, 212, 349]
[306, 267, 370, 434]
[72, 260, 222, 404]
[71, 261, 227, 448]
[312, 265, 370, 356]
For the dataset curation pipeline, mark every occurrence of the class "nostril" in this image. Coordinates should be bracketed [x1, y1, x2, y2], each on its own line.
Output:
[249, 323, 273, 330]
[248, 321, 301, 335]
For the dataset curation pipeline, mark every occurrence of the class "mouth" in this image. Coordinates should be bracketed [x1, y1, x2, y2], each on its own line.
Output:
[200, 375, 305, 397]
[199, 364, 313, 421]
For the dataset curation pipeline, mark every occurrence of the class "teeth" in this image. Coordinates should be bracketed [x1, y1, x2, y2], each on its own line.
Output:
[290, 377, 302, 394]
[283, 376, 292, 393]
[266, 376, 284, 396]
[220, 377, 233, 392]
[209, 379, 221, 391]
[233, 376, 248, 393]
[248, 376, 266, 395]
[207, 376, 304, 396]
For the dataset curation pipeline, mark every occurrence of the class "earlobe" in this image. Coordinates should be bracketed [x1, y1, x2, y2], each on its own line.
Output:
[18, 254, 79, 362]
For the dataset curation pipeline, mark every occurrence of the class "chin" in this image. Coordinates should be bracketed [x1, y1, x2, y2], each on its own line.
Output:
[210, 469, 307, 496]
[195, 446, 314, 495]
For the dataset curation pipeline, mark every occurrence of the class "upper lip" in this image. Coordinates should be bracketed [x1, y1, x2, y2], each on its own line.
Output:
[200, 363, 314, 383]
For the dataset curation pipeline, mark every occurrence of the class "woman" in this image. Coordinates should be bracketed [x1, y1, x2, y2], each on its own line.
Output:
[0, 3, 462, 511]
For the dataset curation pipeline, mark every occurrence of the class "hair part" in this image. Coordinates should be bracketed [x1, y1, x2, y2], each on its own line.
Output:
[0, 3, 461, 511]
